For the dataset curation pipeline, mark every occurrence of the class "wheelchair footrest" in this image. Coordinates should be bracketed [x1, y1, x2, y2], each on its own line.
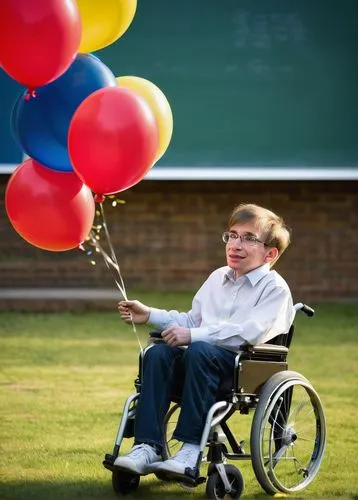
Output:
[179, 474, 206, 487]
[156, 466, 205, 486]
[103, 453, 116, 471]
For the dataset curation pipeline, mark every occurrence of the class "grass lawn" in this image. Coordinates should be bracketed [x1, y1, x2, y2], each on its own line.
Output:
[0, 293, 357, 500]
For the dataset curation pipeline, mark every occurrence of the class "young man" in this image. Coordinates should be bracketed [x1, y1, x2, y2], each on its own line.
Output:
[115, 203, 294, 479]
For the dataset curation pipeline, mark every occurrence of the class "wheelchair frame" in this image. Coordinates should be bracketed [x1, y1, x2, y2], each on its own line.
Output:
[103, 302, 326, 499]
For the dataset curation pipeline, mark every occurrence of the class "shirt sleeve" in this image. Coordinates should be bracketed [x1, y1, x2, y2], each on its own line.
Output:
[190, 285, 295, 350]
[147, 281, 207, 330]
[148, 306, 199, 330]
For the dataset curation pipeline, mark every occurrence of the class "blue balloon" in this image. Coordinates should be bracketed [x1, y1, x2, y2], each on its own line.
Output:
[11, 53, 117, 172]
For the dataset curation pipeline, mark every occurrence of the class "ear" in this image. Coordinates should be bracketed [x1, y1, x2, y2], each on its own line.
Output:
[264, 247, 279, 263]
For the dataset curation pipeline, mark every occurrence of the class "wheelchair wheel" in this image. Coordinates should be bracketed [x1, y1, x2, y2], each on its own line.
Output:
[206, 464, 244, 499]
[162, 402, 181, 459]
[112, 470, 140, 495]
[250, 370, 326, 495]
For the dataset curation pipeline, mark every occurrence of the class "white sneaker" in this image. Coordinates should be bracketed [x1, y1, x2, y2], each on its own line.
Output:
[155, 443, 200, 477]
[113, 443, 162, 475]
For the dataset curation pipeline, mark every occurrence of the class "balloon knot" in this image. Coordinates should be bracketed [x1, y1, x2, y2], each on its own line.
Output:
[94, 194, 105, 203]
[24, 88, 37, 101]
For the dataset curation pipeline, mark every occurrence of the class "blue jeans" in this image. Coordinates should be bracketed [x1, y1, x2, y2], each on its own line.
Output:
[134, 341, 237, 447]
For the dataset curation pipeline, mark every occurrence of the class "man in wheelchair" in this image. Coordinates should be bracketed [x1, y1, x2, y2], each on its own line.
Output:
[114, 203, 295, 482]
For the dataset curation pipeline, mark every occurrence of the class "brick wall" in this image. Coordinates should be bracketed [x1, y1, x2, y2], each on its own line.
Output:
[1, 175, 357, 305]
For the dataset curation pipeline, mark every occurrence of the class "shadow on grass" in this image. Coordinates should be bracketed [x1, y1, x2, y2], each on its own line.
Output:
[0, 477, 274, 500]
[4, 477, 354, 500]
[0, 478, 199, 500]
[0, 479, 154, 500]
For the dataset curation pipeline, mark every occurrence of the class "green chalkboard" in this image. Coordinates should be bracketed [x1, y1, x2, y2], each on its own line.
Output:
[98, 0, 358, 168]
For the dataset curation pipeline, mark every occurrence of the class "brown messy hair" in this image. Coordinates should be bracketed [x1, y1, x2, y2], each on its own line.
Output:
[228, 203, 291, 263]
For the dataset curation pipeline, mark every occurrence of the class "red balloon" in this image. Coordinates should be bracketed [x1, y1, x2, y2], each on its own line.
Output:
[5, 159, 95, 251]
[68, 87, 159, 195]
[0, 0, 81, 89]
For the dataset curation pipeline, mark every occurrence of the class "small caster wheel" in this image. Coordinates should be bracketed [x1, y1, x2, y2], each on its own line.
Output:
[206, 464, 244, 499]
[112, 470, 140, 495]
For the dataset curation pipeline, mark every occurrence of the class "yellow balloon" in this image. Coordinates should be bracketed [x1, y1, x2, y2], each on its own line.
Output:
[77, 0, 137, 53]
[117, 76, 173, 164]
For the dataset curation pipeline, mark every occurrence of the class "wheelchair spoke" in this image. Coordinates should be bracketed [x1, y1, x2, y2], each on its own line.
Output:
[272, 443, 290, 462]
[289, 400, 309, 422]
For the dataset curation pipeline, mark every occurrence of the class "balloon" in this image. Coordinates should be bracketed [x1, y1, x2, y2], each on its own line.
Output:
[77, 0, 137, 53]
[11, 54, 117, 172]
[68, 87, 158, 195]
[117, 76, 173, 164]
[5, 159, 95, 252]
[0, 0, 81, 89]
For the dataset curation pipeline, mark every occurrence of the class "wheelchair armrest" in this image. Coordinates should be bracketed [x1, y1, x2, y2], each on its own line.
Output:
[243, 344, 289, 355]
[235, 344, 289, 393]
[148, 330, 165, 344]
[149, 330, 163, 339]
[240, 343, 288, 362]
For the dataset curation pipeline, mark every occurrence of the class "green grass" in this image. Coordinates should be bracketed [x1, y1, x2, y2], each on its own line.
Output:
[0, 295, 358, 499]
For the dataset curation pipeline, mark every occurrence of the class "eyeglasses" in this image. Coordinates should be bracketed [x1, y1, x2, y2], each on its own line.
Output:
[222, 231, 267, 246]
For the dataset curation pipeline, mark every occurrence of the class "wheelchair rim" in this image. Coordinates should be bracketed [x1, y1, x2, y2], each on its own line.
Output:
[260, 378, 326, 493]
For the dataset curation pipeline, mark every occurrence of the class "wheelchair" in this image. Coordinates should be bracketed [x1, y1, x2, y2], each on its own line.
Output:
[103, 302, 326, 499]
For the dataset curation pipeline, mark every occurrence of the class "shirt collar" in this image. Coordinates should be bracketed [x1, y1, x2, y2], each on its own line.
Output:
[223, 263, 270, 286]
[246, 263, 271, 286]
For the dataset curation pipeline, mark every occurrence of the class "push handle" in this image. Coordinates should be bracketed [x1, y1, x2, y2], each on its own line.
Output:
[295, 302, 315, 317]
[301, 304, 315, 316]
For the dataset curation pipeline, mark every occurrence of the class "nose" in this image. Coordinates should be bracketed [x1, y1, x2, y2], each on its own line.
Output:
[232, 235, 243, 248]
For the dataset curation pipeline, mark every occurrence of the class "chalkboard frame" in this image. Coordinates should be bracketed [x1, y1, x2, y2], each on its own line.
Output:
[2, 161, 358, 180]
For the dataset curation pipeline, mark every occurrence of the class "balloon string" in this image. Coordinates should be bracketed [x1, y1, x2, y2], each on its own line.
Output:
[89, 204, 143, 353]
[99, 202, 127, 300]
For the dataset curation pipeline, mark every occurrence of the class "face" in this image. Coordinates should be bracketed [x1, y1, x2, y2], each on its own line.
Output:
[225, 222, 278, 278]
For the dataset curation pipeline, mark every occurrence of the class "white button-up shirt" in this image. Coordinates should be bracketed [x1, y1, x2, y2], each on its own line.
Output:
[148, 264, 295, 352]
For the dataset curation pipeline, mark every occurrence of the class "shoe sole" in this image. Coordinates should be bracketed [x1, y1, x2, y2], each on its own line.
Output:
[154, 464, 187, 480]
[112, 461, 164, 476]
[156, 468, 199, 485]
[113, 463, 145, 475]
